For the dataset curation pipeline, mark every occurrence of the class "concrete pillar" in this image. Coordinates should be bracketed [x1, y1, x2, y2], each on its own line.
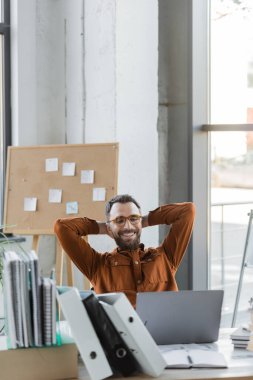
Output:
[158, 0, 209, 290]
[158, 0, 192, 289]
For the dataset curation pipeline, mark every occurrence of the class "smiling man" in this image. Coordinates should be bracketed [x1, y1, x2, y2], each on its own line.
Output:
[54, 194, 195, 307]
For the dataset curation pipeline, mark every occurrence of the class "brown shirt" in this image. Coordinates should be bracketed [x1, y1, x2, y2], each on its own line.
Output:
[54, 202, 195, 307]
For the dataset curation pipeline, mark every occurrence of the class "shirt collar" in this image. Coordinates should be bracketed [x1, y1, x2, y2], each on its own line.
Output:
[115, 243, 145, 255]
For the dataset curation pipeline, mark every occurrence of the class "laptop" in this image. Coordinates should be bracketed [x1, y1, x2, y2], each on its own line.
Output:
[136, 290, 224, 345]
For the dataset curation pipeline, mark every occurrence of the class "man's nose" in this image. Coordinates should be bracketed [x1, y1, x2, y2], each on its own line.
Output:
[124, 218, 133, 228]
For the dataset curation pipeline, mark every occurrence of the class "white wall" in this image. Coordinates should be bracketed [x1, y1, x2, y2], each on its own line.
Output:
[84, 0, 117, 143]
[10, 0, 158, 281]
[11, 0, 37, 145]
[116, 0, 159, 219]
[85, 0, 159, 250]
[11, 0, 85, 146]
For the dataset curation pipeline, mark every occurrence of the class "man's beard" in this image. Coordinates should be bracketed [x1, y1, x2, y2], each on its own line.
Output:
[113, 229, 141, 251]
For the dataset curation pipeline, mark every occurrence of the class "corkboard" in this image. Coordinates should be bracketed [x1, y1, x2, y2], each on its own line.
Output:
[4, 143, 118, 235]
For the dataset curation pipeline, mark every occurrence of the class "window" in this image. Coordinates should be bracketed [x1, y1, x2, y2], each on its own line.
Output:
[210, 0, 253, 327]
[0, 0, 11, 225]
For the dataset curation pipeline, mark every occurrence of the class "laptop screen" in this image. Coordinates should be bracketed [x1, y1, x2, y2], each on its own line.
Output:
[136, 290, 224, 345]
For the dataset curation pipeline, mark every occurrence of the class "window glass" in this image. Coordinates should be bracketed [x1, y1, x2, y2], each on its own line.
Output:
[0, 0, 2, 23]
[0, 0, 10, 225]
[0, 35, 4, 223]
[210, 0, 253, 327]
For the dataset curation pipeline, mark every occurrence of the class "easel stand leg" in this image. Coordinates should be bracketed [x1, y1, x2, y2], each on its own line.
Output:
[55, 240, 73, 286]
[55, 240, 64, 286]
[32, 237, 74, 287]
[32, 235, 40, 253]
[232, 210, 253, 327]
[65, 253, 74, 286]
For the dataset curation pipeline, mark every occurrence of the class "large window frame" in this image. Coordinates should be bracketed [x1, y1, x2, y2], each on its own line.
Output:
[190, 2, 253, 290]
[0, 0, 11, 225]
[203, 0, 253, 327]
[191, 0, 210, 290]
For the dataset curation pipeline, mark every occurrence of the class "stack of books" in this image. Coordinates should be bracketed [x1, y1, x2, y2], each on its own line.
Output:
[3, 250, 58, 349]
[230, 326, 252, 349]
[247, 305, 253, 351]
[248, 335, 253, 351]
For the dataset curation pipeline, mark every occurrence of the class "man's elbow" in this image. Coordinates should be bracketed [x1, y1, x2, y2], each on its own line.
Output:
[185, 202, 196, 221]
[54, 219, 63, 236]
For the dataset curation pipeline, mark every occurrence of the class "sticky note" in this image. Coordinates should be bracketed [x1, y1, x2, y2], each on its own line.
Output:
[45, 158, 58, 172]
[81, 170, 95, 184]
[62, 162, 76, 176]
[93, 187, 106, 201]
[66, 201, 78, 215]
[48, 189, 62, 203]
[24, 197, 37, 212]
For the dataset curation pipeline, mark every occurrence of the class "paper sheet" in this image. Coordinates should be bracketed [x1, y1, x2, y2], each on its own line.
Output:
[24, 197, 37, 212]
[48, 189, 62, 203]
[66, 201, 78, 215]
[45, 158, 58, 172]
[93, 187, 106, 201]
[81, 170, 95, 184]
[62, 162, 76, 176]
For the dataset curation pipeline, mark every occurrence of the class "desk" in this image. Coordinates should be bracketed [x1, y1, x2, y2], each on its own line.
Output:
[76, 329, 253, 380]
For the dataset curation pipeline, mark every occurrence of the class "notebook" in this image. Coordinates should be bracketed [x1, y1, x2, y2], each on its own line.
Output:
[161, 348, 227, 368]
[136, 290, 224, 345]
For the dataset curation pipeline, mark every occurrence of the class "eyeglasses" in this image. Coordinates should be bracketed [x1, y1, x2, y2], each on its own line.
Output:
[108, 214, 142, 227]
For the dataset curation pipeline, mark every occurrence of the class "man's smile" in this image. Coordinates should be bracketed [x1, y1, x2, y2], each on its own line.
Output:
[120, 230, 136, 239]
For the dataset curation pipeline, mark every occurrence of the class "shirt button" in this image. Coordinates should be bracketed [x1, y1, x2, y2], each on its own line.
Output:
[137, 280, 141, 284]
[134, 261, 139, 265]
[114, 261, 118, 265]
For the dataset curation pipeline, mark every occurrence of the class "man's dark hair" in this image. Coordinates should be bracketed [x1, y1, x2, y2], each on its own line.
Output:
[105, 194, 141, 218]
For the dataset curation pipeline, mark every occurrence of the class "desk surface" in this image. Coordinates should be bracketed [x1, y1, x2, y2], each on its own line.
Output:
[76, 329, 253, 380]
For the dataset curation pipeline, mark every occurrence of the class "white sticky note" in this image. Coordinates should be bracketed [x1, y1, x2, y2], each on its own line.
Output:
[24, 197, 37, 212]
[93, 187, 106, 201]
[81, 170, 95, 184]
[66, 201, 78, 215]
[62, 162, 76, 176]
[45, 158, 58, 172]
[48, 189, 62, 203]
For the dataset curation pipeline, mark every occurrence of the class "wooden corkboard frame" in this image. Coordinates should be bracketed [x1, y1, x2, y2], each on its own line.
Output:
[4, 143, 118, 235]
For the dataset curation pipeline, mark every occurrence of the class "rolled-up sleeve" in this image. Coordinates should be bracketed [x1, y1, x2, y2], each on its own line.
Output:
[54, 217, 99, 279]
[148, 203, 195, 269]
